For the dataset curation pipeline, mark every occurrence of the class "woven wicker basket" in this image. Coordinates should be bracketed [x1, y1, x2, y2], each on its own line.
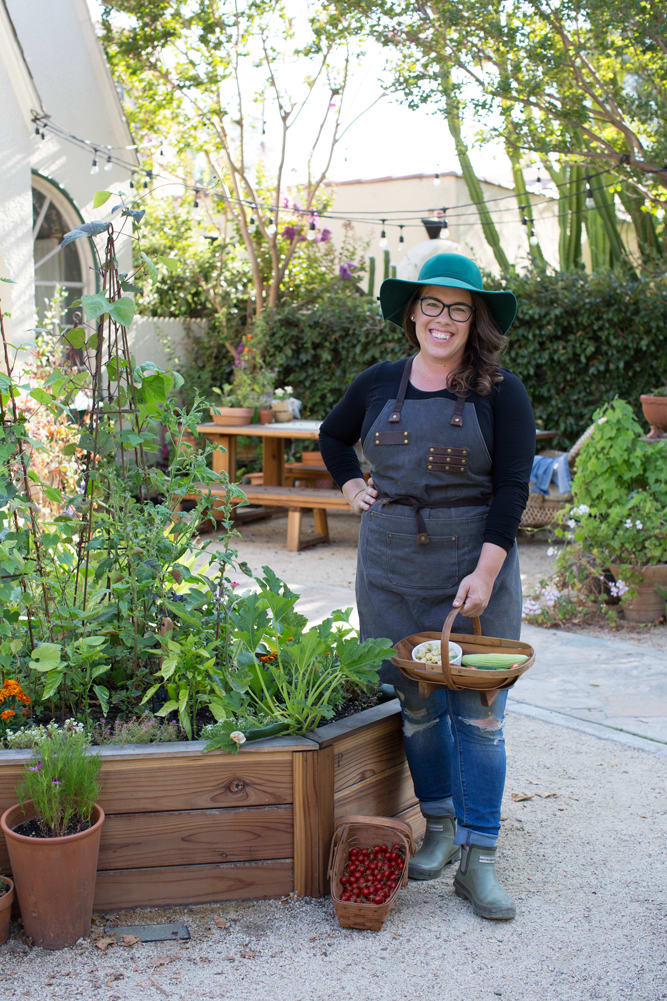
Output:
[520, 491, 568, 528]
[391, 608, 535, 702]
[328, 815, 414, 931]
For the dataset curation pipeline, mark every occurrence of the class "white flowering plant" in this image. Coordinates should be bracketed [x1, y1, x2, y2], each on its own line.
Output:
[525, 399, 666, 625]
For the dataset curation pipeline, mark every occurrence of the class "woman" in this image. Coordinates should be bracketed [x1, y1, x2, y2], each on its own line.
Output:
[319, 253, 535, 921]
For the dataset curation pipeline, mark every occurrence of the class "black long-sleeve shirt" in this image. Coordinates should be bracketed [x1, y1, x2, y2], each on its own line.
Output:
[319, 358, 535, 551]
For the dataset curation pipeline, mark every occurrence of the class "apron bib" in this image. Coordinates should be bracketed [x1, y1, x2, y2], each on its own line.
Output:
[355, 358, 522, 686]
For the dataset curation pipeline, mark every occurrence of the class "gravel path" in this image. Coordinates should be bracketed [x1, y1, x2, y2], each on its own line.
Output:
[2, 713, 664, 1001]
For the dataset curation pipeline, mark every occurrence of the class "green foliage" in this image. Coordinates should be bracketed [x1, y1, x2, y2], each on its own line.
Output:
[258, 284, 404, 417]
[16, 726, 101, 837]
[502, 269, 666, 447]
[203, 567, 395, 745]
[554, 400, 667, 570]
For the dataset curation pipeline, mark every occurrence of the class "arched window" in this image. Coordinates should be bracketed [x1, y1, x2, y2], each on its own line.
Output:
[32, 174, 95, 324]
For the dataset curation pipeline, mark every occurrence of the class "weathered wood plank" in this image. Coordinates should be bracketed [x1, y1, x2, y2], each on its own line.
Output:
[334, 760, 416, 820]
[97, 755, 293, 814]
[331, 714, 405, 793]
[97, 805, 293, 870]
[292, 751, 320, 897]
[395, 801, 426, 840]
[94, 860, 293, 910]
[316, 746, 335, 897]
[313, 700, 401, 746]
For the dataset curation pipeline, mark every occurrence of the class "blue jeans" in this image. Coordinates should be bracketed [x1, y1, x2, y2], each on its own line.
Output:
[394, 678, 508, 848]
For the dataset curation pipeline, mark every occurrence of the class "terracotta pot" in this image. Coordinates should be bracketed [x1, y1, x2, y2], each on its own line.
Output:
[1, 802, 104, 949]
[611, 564, 667, 623]
[640, 395, 667, 436]
[258, 408, 274, 424]
[210, 407, 253, 426]
[0, 876, 15, 945]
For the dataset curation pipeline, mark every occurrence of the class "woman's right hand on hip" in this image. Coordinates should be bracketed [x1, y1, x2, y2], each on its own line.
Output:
[342, 476, 378, 513]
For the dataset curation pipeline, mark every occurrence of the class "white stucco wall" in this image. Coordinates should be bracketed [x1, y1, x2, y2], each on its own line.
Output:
[128, 317, 206, 372]
[1, 0, 138, 351]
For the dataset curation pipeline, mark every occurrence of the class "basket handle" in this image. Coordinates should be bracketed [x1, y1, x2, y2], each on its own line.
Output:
[334, 814, 416, 856]
[439, 609, 482, 686]
[327, 822, 350, 880]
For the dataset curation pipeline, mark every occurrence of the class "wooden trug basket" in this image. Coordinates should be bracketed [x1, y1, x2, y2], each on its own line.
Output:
[391, 608, 535, 703]
[328, 815, 415, 931]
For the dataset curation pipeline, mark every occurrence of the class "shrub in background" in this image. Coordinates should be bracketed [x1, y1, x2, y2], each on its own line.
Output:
[501, 268, 666, 448]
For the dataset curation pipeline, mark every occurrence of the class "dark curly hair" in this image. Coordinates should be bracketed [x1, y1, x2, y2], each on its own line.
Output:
[402, 290, 508, 396]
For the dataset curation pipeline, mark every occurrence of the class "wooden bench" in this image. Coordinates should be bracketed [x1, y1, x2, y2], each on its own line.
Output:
[177, 484, 349, 551]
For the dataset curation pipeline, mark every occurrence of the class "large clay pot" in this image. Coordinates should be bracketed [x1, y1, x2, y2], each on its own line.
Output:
[639, 395, 667, 436]
[0, 802, 104, 949]
[210, 406, 253, 426]
[611, 564, 667, 623]
[0, 875, 15, 945]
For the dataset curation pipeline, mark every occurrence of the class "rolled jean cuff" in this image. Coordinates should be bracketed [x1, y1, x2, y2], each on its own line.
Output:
[454, 826, 497, 849]
[420, 797, 455, 819]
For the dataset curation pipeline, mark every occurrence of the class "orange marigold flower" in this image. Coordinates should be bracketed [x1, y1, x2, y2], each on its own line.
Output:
[19, 694, 31, 705]
[1, 710, 16, 721]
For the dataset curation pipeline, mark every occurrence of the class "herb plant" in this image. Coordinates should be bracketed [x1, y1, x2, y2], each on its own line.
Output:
[16, 727, 101, 837]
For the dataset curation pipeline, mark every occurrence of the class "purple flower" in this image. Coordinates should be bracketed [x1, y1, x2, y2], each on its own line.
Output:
[318, 228, 332, 243]
[52, 778, 61, 785]
[339, 262, 355, 280]
[281, 225, 306, 243]
[28, 760, 42, 772]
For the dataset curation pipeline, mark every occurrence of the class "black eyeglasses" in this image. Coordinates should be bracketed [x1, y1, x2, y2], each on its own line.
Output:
[419, 297, 474, 323]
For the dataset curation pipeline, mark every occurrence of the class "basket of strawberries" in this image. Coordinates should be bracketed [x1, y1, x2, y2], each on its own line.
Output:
[327, 815, 415, 931]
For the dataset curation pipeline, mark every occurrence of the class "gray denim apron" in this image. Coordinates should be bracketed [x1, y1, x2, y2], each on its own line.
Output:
[356, 357, 522, 688]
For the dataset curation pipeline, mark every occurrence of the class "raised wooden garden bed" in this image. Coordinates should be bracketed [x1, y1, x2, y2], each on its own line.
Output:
[0, 701, 422, 910]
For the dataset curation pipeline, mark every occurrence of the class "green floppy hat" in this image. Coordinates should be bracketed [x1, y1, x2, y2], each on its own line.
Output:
[379, 253, 517, 334]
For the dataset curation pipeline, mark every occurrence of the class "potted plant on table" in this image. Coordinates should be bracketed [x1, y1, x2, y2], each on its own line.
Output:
[549, 399, 666, 623]
[0, 725, 104, 949]
[271, 385, 298, 422]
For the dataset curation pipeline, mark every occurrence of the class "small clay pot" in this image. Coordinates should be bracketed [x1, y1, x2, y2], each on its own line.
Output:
[0, 876, 15, 945]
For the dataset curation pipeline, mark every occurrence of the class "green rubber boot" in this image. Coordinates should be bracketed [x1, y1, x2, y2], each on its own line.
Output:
[408, 816, 460, 880]
[453, 845, 516, 920]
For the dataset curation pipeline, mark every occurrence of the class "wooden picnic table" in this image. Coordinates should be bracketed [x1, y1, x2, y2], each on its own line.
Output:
[197, 419, 323, 485]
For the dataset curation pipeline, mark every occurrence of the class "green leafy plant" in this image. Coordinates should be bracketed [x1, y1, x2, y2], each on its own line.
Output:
[204, 568, 395, 748]
[141, 632, 227, 739]
[16, 726, 101, 837]
[526, 399, 666, 623]
[29, 637, 110, 733]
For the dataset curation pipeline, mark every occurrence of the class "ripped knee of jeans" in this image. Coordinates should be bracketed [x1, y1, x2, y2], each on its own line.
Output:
[458, 714, 504, 740]
[402, 706, 439, 739]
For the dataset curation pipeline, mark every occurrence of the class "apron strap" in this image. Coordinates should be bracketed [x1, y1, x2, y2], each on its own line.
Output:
[387, 356, 414, 423]
[450, 394, 467, 427]
[388, 357, 468, 428]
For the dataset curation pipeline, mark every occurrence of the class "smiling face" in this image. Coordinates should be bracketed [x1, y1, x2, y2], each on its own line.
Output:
[411, 284, 473, 373]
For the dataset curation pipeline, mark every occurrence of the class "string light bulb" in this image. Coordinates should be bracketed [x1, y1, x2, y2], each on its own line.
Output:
[248, 216, 257, 234]
[585, 178, 594, 203]
[104, 154, 113, 172]
[529, 229, 538, 246]
[193, 189, 199, 208]
[399, 226, 405, 244]
[379, 221, 388, 249]
[439, 207, 448, 236]
[129, 173, 135, 189]
[433, 172, 441, 187]
[307, 220, 316, 241]
[90, 153, 99, 175]
[267, 218, 277, 236]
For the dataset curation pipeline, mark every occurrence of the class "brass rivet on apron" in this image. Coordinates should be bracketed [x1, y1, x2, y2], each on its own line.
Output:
[427, 465, 432, 470]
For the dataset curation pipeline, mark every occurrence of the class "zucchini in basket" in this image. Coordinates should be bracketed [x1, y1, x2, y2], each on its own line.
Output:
[460, 653, 528, 669]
